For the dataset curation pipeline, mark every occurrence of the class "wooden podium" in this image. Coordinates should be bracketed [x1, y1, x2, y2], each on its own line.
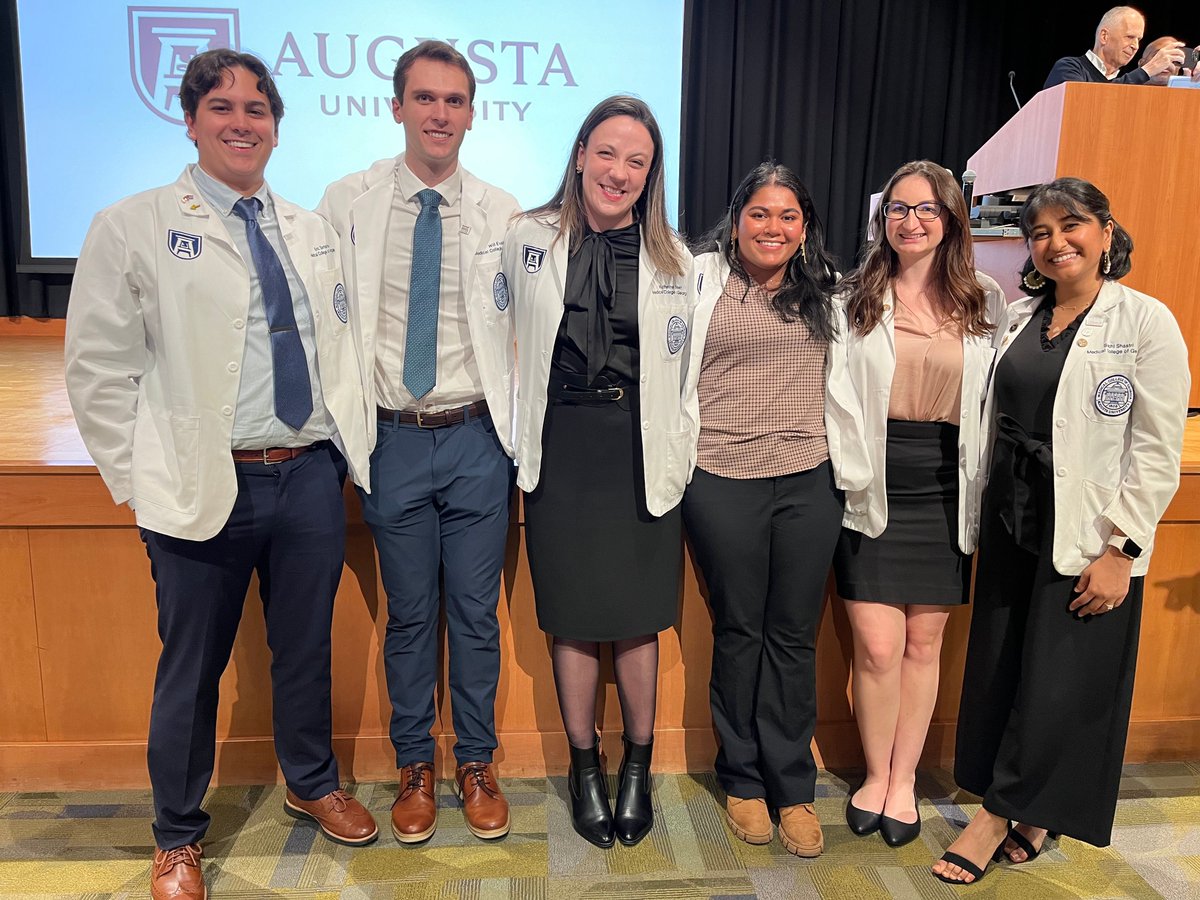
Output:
[967, 81, 1200, 408]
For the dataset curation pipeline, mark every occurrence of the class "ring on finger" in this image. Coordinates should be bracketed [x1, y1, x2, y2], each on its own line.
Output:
[1105, 603, 1115, 610]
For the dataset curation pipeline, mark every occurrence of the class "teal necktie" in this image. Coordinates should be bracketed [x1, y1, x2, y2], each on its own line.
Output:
[403, 189, 443, 400]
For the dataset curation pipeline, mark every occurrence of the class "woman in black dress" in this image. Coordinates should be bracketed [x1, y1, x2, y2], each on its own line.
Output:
[502, 96, 694, 849]
[932, 178, 1189, 884]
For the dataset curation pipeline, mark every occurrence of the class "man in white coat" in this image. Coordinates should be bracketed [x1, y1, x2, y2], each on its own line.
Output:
[317, 40, 519, 844]
[65, 49, 376, 900]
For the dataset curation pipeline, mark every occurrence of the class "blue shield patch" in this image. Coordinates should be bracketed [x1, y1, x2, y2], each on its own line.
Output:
[493, 272, 510, 311]
[167, 229, 202, 260]
[523, 244, 546, 274]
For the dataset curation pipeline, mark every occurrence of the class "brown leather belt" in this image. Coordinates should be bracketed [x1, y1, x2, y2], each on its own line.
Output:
[378, 400, 489, 428]
[231, 445, 316, 464]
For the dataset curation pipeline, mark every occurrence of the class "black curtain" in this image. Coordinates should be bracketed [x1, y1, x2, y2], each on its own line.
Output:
[682, 0, 1006, 263]
[682, 0, 1196, 264]
[1, 0, 1195, 315]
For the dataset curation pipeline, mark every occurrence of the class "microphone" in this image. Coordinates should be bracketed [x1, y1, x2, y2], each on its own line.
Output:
[961, 169, 977, 213]
[1008, 71, 1022, 111]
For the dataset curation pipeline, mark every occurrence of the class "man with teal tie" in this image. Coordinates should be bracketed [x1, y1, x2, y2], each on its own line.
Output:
[65, 49, 376, 900]
[318, 40, 519, 845]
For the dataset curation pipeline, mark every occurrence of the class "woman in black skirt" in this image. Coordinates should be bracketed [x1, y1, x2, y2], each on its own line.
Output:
[833, 161, 1003, 847]
[932, 179, 1188, 884]
[502, 96, 694, 849]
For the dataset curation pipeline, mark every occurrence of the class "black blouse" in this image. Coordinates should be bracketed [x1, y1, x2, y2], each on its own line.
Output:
[553, 222, 641, 385]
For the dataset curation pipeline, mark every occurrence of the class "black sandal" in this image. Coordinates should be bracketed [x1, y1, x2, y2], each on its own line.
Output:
[1000, 826, 1058, 863]
[933, 850, 990, 885]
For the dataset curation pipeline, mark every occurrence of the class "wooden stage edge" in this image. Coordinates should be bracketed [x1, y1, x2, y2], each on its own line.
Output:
[2, 335, 1199, 792]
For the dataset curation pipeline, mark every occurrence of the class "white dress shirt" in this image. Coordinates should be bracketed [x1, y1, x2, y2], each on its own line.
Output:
[375, 162, 482, 411]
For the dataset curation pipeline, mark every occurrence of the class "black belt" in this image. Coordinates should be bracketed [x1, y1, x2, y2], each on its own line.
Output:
[547, 382, 630, 404]
[378, 400, 489, 428]
[231, 444, 316, 464]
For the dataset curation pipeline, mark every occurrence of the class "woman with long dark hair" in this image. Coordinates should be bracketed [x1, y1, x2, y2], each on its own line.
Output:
[833, 160, 1003, 848]
[501, 96, 695, 849]
[933, 177, 1188, 884]
[682, 161, 869, 857]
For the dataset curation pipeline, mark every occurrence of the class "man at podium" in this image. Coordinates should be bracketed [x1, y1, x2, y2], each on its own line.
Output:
[1043, 6, 1185, 89]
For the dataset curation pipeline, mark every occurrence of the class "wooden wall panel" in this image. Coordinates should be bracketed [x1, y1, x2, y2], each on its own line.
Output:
[28, 529, 159, 741]
[3, 329, 1198, 791]
[0, 529, 47, 741]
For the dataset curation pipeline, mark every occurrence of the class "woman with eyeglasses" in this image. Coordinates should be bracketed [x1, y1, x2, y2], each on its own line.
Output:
[833, 160, 1003, 848]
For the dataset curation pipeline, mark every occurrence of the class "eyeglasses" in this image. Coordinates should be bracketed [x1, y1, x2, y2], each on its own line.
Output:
[882, 201, 944, 221]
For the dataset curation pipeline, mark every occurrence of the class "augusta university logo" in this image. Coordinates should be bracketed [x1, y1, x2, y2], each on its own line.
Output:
[129, 7, 240, 124]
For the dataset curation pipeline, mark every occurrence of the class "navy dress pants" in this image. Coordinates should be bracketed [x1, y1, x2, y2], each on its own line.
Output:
[141, 444, 347, 850]
[359, 410, 513, 767]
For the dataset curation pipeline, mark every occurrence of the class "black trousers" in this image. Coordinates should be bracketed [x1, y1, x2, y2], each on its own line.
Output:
[682, 461, 843, 806]
[954, 494, 1143, 847]
[141, 445, 348, 850]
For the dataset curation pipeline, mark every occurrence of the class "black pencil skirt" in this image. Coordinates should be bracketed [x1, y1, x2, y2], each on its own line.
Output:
[833, 419, 971, 605]
[524, 390, 681, 642]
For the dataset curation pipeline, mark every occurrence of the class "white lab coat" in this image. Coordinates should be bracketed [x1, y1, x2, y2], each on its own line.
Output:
[839, 273, 1007, 553]
[503, 214, 697, 517]
[64, 168, 370, 541]
[684, 252, 872, 492]
[317, 155, 521, 455]
[980, 280, 1189, 576]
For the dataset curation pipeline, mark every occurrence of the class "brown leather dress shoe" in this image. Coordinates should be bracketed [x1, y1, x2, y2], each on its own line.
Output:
[151, 843, 205, 900]
[725, 796, 773, 844]
[455, 761, 510, 839]
[778, 803, 824, 857]
[391, 762, 437, 843]
[284, 788, 379, 846]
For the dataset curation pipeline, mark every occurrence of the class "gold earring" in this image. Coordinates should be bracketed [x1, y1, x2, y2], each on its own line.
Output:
[1102, 248, 1111, 275]
[1022, 269, 1047, 292]
[800, 242, 808, 264]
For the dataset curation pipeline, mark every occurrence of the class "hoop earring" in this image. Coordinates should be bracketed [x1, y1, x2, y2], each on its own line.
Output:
[1021, 269, 1047, 292]
[1102, 248, 1111, 275]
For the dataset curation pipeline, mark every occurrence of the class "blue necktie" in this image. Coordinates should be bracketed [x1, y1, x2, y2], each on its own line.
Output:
[232, 197, 313, 431]
[403, 189, 443, 400]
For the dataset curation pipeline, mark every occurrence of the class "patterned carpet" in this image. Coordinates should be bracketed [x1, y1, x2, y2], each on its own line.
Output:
[2, 764, 1198, 898]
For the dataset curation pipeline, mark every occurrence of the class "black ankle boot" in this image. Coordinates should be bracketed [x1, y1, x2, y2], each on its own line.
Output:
[568, 739, 615, 848]
[614, 734, 653, 845]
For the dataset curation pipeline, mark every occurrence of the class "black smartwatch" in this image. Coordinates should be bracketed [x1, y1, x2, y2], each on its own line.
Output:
[1106, 534, 1143, 559]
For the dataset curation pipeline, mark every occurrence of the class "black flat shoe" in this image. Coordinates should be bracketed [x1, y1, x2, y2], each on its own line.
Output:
[880, 811, 921, 847]
[845, 798, 882, 836]
[880, 791, 920, 847]
[568, 739, 615, 848]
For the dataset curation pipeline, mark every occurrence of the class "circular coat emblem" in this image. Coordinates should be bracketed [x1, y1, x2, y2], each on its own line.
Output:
[665, 315, 688, 355]
[493, 272, 510, 311]
[1094, 374, 1133, 416]
[332, 283, 349, 323]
